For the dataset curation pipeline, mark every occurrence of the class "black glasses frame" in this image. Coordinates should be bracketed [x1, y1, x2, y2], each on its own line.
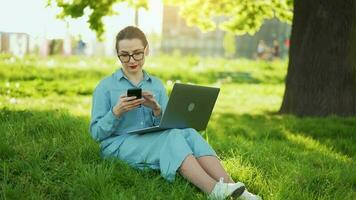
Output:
[118, 46, 146, 63]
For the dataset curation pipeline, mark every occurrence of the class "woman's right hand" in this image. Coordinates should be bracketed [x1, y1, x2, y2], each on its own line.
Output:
[113, 95, 145, 117]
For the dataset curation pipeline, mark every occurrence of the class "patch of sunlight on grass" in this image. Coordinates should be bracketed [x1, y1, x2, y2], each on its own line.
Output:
[0, 96, 92, 117]
[221, 150, 267, 195]
[282, 129, 352, 163]
[214, 84, 285, 115]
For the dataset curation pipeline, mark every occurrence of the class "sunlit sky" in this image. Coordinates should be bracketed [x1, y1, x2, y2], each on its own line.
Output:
[0, 0, 163, 40]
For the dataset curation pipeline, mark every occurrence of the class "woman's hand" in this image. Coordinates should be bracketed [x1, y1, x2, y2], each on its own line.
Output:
[113, 95, 145, 117]
[142, 91, 161, 117]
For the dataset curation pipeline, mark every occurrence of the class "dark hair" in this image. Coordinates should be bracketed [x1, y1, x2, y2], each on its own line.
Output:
[115, 26, 148, 55]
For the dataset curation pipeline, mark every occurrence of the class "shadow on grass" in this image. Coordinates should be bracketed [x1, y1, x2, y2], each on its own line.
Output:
[2, 108, 355, 200]
[207, 112, 356, 200]
[0, 108, 205, 200]
[152, 70, 284, 85]
[210, 113, 356, 158]
[209, 71, 261, 84]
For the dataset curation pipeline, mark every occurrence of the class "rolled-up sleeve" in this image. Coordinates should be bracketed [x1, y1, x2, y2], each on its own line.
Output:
[89, 85, 122, 142]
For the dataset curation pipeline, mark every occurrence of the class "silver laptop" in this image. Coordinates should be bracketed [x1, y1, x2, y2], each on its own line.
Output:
[126, 83, 220, 134]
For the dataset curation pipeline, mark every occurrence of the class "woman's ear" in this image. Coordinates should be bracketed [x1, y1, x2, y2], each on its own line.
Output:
[145, 44, 149, 56]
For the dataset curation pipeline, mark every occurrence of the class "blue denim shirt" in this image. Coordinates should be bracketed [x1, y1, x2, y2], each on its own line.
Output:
[89, 68, 169, 156]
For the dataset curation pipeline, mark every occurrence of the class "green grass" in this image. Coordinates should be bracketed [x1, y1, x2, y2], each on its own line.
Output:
[0, 54, 355, 200]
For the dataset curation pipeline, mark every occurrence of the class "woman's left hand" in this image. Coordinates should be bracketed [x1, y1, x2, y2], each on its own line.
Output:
[142, 91, 161, 116]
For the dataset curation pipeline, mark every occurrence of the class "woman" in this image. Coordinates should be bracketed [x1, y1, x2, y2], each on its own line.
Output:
[90, 26, 261, 200]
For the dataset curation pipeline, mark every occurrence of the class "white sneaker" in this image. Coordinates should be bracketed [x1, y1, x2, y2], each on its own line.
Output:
[208, 177, 245, 200]
[238, 190, 262, 200]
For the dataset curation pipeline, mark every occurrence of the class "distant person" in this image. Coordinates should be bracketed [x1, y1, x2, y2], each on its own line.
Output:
[272, 40, 280, 58]
[284, 38, 290, 50]
[90, 26, 261, 200]
[76, 36, 86, 55]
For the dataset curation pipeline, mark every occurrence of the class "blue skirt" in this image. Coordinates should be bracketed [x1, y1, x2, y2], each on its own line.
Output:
[103, 128, 217, 182]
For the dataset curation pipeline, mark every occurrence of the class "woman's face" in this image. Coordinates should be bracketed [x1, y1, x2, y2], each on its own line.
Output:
[117, 38, 147, 74]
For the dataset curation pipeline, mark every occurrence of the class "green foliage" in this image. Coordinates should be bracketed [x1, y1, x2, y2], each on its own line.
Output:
[50, 0, 293, 39]
[223, 32, 236, 58]
[1, 54, 355, 199]
[49, 0, 148, 40]
[166, 0, 293, 35]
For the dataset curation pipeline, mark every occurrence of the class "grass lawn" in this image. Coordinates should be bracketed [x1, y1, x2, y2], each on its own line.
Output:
[0, 54, 355, 200]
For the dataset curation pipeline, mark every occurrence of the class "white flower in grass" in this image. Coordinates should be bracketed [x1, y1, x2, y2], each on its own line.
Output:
[9, 98, 17, 104]
[212, 81, 222, 88]
[15, 83, 20, 88]
[46, 59, 55, 68]
[166, 80, 173, 86]
[5, 82, 10, 87]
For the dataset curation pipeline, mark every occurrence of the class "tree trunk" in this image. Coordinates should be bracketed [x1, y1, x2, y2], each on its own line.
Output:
[280, 0, 356, 116]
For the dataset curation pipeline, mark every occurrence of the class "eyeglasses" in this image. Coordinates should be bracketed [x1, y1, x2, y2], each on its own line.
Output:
[118, 48, 145, 63]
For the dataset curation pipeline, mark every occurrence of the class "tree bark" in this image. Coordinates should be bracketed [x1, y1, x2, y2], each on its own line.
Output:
[280, 0, 356, 116]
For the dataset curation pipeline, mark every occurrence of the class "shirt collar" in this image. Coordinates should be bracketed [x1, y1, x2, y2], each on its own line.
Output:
[115, 68, 152, 82]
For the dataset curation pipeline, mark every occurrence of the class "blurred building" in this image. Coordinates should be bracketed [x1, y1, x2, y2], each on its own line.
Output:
[0, 32, 30, 57]
[162, 6, 225, 57]
[161, 6, 291, 58]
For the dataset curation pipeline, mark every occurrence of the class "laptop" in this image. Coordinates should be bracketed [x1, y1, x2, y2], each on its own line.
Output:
[126, 83, 220, 134]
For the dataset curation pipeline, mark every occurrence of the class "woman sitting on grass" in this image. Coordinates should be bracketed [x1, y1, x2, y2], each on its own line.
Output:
[90, 26, 261, 200]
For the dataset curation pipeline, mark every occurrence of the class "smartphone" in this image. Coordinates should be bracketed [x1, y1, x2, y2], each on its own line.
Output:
[127, 88, 142, 100]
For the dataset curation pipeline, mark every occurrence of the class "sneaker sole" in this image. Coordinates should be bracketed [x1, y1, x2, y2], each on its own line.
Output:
[231, 185, 245, 198]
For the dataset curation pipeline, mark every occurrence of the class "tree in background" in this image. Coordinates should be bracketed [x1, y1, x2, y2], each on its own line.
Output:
[279, 0, 356, 116]
[51, 0, 356, 116]
[49, 0, 148, 40]
[223, 32, 236, 58]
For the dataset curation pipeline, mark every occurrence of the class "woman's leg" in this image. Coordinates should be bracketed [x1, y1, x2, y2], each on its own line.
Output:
[180, 129, 235, 183]
[178, 130, 260, 199]
[197, 155, 235, 183]
[178, 154, 217, 193]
